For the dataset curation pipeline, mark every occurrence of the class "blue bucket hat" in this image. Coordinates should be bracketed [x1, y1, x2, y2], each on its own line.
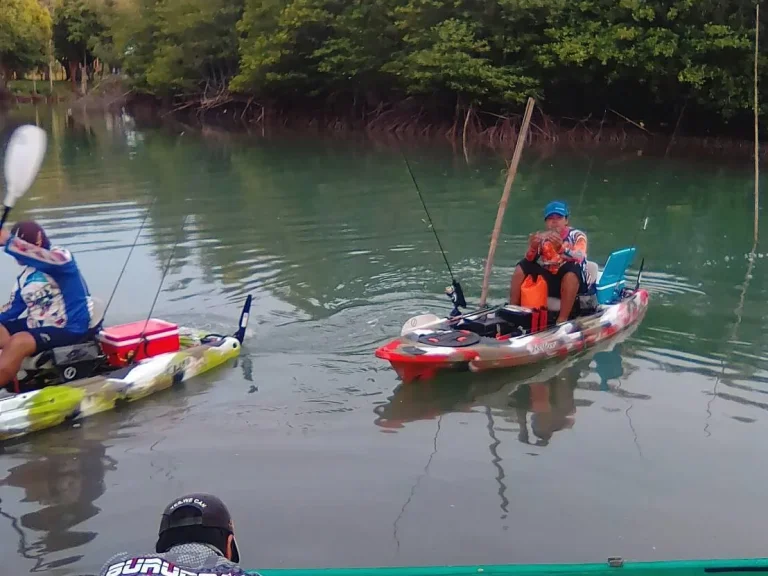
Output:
[543, 200, 569, 220]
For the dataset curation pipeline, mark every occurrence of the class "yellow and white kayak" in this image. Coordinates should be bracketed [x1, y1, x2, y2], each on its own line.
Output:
[0, 295, 251, 442]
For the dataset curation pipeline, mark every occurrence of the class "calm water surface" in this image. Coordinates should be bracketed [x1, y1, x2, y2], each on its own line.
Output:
[0, 105, 767, 575]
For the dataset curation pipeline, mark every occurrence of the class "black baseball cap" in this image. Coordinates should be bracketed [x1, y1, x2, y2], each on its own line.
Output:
[156, 493, 240, 562]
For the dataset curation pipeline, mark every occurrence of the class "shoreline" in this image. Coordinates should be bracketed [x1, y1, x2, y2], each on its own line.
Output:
[4, 86, 765, 164]
[1, 76, 131, 111]
[123, 93, 768, 164]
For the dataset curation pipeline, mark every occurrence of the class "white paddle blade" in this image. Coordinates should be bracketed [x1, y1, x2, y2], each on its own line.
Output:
[4, 125, 48, 208]
[401, 313, 444, 336]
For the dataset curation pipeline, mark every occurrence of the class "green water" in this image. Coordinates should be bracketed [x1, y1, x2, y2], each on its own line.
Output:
[0, 105, 767, 575]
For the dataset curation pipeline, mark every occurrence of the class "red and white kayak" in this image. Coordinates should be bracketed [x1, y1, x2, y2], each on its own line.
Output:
[375, 247, 649, 383]
[376, 289, 648, 383]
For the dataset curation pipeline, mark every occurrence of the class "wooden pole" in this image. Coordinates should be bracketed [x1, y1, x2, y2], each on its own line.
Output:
[754, 2, 760, 246]
[479, 97, 536, 307]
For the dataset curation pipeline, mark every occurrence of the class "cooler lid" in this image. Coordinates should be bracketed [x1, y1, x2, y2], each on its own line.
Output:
[100, 318, 178, 343]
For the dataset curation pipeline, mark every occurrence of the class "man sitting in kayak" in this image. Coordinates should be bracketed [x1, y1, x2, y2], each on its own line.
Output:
[509, 200, 588, 324]
[98, 493, 248, 576]
[0, 221, 94, 391]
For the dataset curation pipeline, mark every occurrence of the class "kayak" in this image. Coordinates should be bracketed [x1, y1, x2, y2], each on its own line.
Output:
[252, 557, 768, 576]
[0, 294, 252, 442]
[373, 316, 642, 430]
[375, 247, 648, 383]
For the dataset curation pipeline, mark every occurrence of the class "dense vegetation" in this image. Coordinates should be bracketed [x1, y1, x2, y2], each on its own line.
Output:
[1, 0, 766, 142]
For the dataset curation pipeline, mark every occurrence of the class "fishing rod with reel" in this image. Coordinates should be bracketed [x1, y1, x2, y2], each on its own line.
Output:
[401, 152, 467, 317]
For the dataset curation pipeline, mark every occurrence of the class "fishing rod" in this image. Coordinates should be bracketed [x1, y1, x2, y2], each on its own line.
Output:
[400, 151, 467, 316]
[103, 196, 158, 321]
[144, 214, 191, 328]
[120, 211, 193, 364]
[622, 103, 686, 295]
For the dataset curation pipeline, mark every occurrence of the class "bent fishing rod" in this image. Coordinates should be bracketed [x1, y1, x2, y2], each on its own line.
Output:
[401, 151, 467, 315]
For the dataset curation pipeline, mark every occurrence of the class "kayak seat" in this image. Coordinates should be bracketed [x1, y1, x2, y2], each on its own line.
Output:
[545, 260, 599, 313]
[585, 260, 600, 286]
[20, 296, 107, 372]
[595, 247, 636, 305]
[88, 295, 106, 333]
[546, 249, 635, 311]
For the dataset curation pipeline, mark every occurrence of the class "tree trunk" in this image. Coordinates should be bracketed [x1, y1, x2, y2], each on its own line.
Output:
[68, 60, 78, 90]
[0, 63, 8, 98]
[80, 62, 87, 95]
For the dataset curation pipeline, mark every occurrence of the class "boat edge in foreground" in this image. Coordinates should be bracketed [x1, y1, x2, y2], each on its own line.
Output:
[248, 557, 768, 576]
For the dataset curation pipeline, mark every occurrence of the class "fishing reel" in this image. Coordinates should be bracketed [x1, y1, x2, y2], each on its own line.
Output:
[445, 280, 467, 317]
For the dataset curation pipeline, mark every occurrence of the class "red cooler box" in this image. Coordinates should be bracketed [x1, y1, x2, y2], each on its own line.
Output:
[98, 318, 180, 367]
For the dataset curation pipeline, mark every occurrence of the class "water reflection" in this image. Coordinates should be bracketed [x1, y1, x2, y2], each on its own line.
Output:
[0, 428, 115, 572]
[2, 103, 768, 570]
[374, 320, 644, 440]
[510, 374, 580, 447]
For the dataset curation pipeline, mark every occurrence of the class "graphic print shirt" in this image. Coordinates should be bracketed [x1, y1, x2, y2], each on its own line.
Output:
[98, 543, 252, 576]
[0, 237, 93, 332]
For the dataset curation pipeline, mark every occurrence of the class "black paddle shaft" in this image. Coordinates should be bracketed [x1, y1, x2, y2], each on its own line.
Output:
[0, 206, 11, 231]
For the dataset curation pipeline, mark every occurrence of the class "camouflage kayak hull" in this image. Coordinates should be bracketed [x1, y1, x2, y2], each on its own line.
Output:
[375, 289, 649, 383]
[0, 331, 242, 442]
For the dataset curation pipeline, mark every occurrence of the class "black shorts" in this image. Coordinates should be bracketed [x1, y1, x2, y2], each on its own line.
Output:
[1, 319, 89, 352]
[517, 259, 587, 298]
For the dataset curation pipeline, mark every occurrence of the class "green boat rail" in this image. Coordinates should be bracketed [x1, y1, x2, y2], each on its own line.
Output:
[250, 558, 768, 576]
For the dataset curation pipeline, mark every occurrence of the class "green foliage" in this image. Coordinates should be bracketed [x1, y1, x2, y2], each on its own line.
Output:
[3, 0, 765, 129]
[88, 0, 121, 69]
[382, 17, 539, 105]
[231, 0, 335, 95]
[538, 0, 756, 116]
[52, 0, 106, 69]
[0, 0, 52, 81]
[229, 0, 764, 123]
[118, 0, 244, 96]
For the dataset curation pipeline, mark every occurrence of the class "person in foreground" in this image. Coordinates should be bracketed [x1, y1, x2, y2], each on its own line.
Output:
[509, 200, 588, 324]
[99, 493, 249, 576]
[0, 221, 94, 391]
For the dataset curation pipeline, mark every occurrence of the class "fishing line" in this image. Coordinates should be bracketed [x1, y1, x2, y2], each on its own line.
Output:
[144, 212, 192, 330]
[401, 152, 455, 281]
[103, 196, 158, 320]
[625, 104, 687, 289]
[400, 150, 466, 312]
[124, 211, 193, 361]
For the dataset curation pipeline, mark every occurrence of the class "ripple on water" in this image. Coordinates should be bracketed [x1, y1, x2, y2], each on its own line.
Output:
[7, 113, 768, 573]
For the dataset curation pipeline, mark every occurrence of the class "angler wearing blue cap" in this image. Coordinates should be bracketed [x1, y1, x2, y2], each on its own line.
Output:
[509, 200, 589, 324]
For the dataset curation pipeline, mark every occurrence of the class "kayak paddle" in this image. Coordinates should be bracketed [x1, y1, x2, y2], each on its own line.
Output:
[1, 124, 48, 230]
